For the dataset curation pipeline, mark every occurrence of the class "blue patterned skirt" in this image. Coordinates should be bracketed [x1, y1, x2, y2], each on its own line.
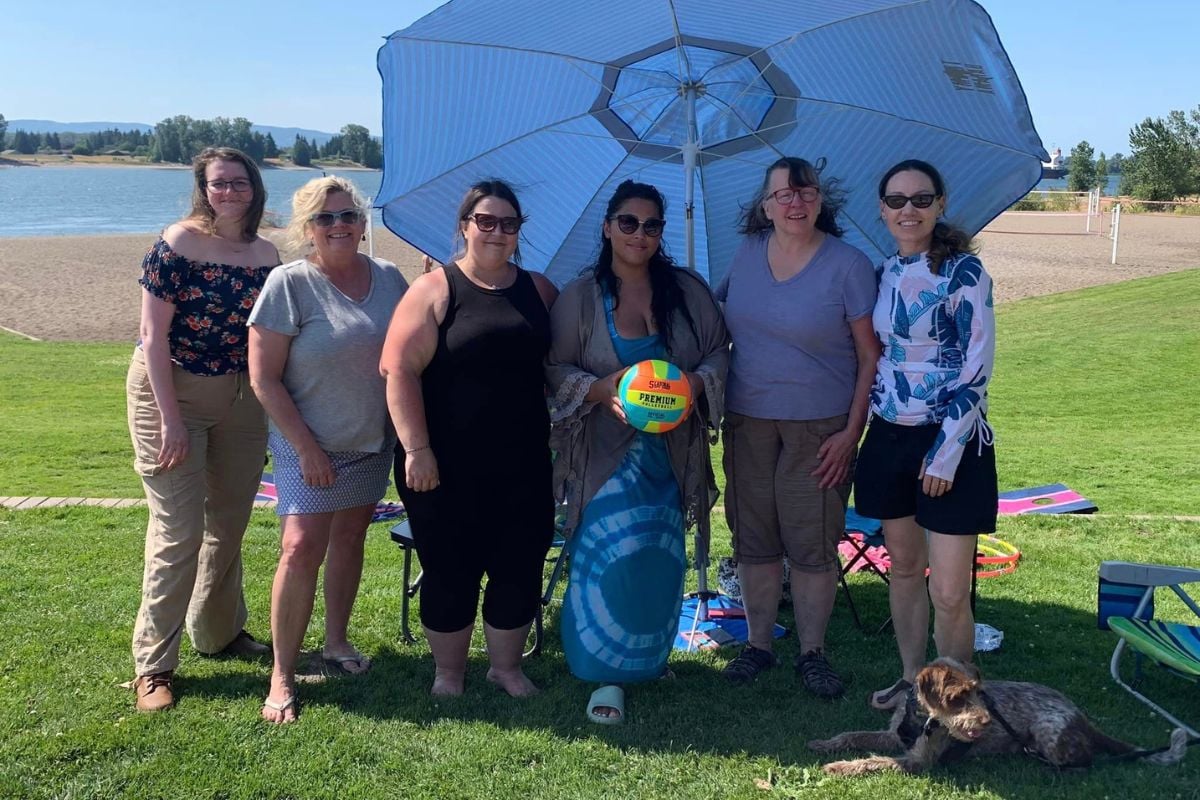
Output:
[561, 434, 685, 683]
[268, 431, 392, 515]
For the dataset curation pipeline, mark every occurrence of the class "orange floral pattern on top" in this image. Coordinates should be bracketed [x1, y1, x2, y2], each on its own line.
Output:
[138, 238, 274, 376]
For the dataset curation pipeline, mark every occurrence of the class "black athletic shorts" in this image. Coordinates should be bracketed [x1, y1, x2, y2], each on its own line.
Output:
[853, 417, 997, 535]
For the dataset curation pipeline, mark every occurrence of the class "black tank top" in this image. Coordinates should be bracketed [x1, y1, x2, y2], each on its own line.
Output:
[421, 261, 551, 486]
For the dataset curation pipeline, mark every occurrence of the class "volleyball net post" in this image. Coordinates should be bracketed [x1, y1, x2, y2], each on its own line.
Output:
[1110, 203, 1121, 265]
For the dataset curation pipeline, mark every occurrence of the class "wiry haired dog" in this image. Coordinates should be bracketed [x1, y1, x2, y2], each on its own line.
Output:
[809, 658, 1190, 775]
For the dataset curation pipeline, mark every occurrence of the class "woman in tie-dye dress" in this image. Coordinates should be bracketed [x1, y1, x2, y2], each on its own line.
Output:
[852, 159, 999, 712]
[547, 180, 728, 724]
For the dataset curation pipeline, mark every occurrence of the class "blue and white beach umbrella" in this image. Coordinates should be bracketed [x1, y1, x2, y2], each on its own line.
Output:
[376, 0, 1047, 287]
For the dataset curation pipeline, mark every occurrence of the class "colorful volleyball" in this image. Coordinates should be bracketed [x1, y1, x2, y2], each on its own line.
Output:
[617, 359, 692, 433]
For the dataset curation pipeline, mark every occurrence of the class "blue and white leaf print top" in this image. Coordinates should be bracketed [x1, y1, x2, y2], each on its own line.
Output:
[869, 251, 995, 481]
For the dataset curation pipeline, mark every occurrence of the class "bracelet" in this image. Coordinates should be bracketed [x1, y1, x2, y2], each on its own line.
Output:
[404, 445, 430, 454]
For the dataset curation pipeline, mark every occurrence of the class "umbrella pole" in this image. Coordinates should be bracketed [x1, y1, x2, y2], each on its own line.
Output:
[682, 82, 699, 277]
[681, 81, 718, 624]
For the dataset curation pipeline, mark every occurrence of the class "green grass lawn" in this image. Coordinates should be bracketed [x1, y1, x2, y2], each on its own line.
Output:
[1, 507, 1197, 800]
[1, 271, 1198, 798]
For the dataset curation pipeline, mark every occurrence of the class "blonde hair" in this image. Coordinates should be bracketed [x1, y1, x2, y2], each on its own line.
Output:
[284, 176, 368, 255]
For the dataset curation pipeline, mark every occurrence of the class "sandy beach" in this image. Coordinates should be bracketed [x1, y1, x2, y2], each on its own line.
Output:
[0, 213, 1197, 342]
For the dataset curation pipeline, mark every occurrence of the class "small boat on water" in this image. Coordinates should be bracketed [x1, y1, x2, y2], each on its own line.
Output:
[1042, 147, 1068, 179]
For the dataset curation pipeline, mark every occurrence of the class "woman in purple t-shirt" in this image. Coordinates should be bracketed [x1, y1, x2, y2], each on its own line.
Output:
[714, 157, 880, 697]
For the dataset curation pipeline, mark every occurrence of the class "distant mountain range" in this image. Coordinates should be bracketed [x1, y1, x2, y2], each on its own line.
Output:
[8, 119, 339, 146]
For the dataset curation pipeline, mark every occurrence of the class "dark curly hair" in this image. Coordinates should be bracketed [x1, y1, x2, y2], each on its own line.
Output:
[590, 180, 697, 356]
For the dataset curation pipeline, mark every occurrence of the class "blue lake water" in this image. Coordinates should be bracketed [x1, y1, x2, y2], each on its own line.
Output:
[0, 165, 384, 238]
[0, 165, 1122, 238]
[1035, 174, 1121, 195]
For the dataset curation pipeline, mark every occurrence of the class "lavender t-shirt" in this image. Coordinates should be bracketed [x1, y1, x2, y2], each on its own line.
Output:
[714, 232, 875, 420]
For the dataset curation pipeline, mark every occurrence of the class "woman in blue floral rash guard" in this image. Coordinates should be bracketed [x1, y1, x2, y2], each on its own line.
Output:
[852, 159, 998, 711]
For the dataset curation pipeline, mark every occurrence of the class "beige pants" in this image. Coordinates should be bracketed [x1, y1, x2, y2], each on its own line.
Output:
[723, 412, 853, 573]
[126, 347, 267, 676]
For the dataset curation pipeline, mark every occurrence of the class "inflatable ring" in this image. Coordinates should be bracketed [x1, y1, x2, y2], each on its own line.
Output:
[974, 534, 1020, 578]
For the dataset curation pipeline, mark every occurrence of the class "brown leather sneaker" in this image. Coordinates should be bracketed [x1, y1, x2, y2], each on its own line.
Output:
[134, 671, 175, 712]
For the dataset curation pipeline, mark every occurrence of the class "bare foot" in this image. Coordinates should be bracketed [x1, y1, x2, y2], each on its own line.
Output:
[262, 675, 299, 724]
[486, 667, 539, 697]
[431, 668, 465, 697]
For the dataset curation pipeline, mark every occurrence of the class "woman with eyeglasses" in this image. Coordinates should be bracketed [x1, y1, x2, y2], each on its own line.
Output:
[854, 159, 997, 711]
[380, 179, 558, 698]
[715, 157, 879, 698]
[248, 176, 408, 723]
[546, 180, 728, 723]
[126, 147, 279, 714]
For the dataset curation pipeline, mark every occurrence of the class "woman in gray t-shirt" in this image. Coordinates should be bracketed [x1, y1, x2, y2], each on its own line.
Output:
[248, 176, 408, 723]
[714, 157, 880, 697]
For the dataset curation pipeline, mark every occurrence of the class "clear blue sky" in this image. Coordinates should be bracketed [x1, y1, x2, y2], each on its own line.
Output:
[1, 0, 1194, 157]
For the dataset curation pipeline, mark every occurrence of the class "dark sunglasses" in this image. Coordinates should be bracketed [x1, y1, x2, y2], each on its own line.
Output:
[611, 214, 665, 237]
[465, 213, 522, 235]
[309, 209, 365, 227]
[882, 193, 939, 210]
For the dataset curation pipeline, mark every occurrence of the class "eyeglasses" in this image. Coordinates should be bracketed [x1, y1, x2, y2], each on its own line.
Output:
[882, 193, 939, 210]
[206, 179, 253, 193]
[770, 186, 819, 205]
[611, 214, 665, 237]
[465, 213, 522, 235]
[308, 209, 366, 227]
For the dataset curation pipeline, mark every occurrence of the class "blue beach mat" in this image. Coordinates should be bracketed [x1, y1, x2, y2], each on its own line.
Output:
[674, 594, 788, 651]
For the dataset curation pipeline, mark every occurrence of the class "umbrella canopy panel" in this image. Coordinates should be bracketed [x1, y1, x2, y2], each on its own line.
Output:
[377, 0, 1047, 286]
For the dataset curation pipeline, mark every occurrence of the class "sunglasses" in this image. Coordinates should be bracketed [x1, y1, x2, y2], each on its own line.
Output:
[611, 214, 665, 237]
[206, 179, 253, 193]
[882, 193, 939, 210]
[770, 186, 819, 205]
[465, 213, 522, 235]
[308, 209, 366, 227]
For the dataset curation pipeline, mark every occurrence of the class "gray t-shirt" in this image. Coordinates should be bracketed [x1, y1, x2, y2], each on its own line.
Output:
[714, 233, 875, 420]
[248, 256, 408, 453]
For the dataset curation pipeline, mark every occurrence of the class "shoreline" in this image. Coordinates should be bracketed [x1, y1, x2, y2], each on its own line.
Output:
[0, 155, 378, 171]
[0, 215, 1196, 343]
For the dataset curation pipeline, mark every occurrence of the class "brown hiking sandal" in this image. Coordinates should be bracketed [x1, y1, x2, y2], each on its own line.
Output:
[722, 645, 776, 684]
[795, 648, 845, 698]
[134, 670, 175, 712]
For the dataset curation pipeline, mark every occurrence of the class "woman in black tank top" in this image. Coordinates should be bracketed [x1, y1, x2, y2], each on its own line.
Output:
[381, 180, 559, 698]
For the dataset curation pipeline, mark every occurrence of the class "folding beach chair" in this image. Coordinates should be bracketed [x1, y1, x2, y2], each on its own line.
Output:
[389, 516, 568, 657]
[1099, 560, 1200, 737]
[838, 508, 891, 631]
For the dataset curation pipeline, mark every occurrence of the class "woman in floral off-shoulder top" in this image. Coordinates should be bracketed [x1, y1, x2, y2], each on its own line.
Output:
[126, 147, 280, 713]
[852, 159, 998, 712]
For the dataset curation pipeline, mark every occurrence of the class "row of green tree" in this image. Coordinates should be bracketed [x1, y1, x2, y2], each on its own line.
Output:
[0, 113, 381, 169]
[288, 124, 382, 169]
[1067, 104, 1200, 200]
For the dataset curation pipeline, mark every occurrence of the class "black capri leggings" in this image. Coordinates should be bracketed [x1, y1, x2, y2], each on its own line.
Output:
[398, 467, 554, 633]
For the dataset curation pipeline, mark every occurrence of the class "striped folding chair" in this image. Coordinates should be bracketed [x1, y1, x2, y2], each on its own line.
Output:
[1099, 560, 1200, 738]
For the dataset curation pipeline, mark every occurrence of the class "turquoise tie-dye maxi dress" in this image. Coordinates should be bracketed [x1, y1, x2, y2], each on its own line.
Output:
[560, 293, 686, 683]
